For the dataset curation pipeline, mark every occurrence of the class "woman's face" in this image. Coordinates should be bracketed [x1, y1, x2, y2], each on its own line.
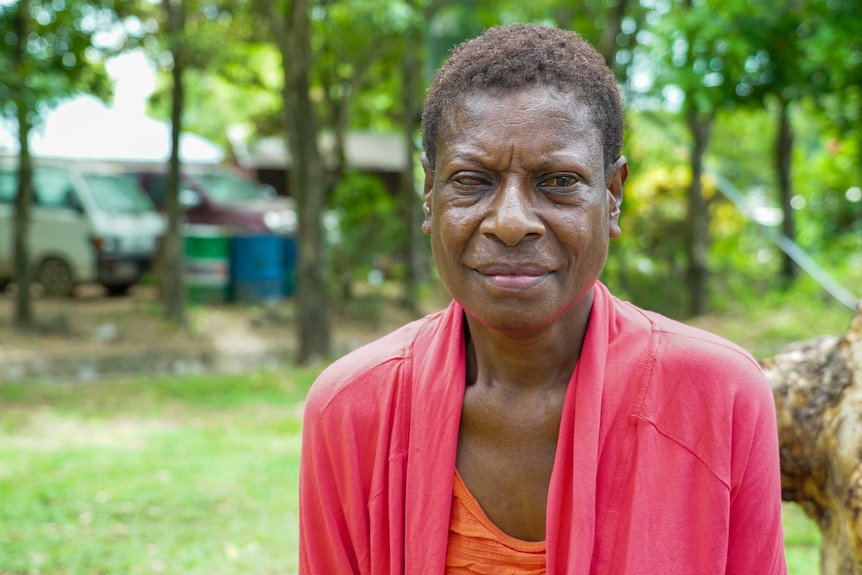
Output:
[421, 87, 626, 333]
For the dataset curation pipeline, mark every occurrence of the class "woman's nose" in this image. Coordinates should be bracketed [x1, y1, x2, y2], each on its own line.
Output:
[479, 178, 545, 246]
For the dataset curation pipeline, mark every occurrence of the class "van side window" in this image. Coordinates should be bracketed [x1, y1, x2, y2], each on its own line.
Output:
[0, 170, 16, 204]
[33, 168, 75, 208]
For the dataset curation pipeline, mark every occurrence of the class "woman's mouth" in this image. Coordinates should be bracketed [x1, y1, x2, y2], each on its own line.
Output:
[474, 264, 552, 292]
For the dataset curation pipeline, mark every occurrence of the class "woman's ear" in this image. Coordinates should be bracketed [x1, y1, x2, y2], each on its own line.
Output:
[607, 156, 628, 239]
[421, 152, 434, 235]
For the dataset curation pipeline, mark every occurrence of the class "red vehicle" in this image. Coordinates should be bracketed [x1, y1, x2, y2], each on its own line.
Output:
[134, 169, 297, 235]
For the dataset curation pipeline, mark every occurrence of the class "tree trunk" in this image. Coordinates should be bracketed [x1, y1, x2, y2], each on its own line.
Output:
[684, 109, 713, 316]
[12, 0, 34, 329]
[13, 106, 34, 328]
[763, 303, 862, 574]
[598, 0, 629, 69]
[162, 0, 186, 325]
[397, 15, 423, 316]
[776, 98, 799, 284]
[285, 0, 330, 364]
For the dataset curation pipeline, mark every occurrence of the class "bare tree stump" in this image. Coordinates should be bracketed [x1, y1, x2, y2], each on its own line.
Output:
[762, 303, 862, 575]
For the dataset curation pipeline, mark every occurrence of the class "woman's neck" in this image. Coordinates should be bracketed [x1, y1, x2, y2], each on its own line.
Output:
[462, 292, 593, 392]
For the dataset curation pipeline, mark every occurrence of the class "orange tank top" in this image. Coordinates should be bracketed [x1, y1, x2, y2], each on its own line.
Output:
[446, 471, 547, 574]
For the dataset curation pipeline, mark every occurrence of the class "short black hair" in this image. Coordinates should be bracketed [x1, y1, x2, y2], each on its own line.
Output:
[421, 23, 624, 173]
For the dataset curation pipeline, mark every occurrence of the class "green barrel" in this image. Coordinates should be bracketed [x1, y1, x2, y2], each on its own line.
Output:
[184, 225, 231, 304]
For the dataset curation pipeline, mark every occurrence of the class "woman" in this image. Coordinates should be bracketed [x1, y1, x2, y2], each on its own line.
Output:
[299, 23, 787, 574]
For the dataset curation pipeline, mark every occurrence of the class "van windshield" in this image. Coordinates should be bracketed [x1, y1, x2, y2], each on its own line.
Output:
[84, 173, 155, 214]
[195, 173, 270, 204]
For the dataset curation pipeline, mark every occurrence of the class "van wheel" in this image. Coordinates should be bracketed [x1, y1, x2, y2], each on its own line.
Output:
[104, 283, 132, 297]
[37, 258, 75, 297]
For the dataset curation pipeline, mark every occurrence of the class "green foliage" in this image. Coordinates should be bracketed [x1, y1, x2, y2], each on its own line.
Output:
[793, 129, 862, 244]
[604, 161, 690, 316]
[708, 106, 775, 186]
[644, 0, 761, 114]
[805, 0, 862, 137]
[606, 109, 691, 316]
[609, 101, 859, 318]
[340, 0, 420, 132]
[310, 0, 413, 133]
[328, 171, 403, 292]
[138, 0, 274, 143]
[151, 44, 285, 145]
[0, 0, 118, 123]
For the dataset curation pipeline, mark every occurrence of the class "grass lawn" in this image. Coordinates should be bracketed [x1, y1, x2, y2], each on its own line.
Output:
[1, 293, 851, 574]
[0, 369, 319, 575]
[783, 502, 822, 574]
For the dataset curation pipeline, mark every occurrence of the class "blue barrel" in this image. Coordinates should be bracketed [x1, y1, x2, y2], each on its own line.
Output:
[230, 235, 285, 303]
[282, 236, 298, 297]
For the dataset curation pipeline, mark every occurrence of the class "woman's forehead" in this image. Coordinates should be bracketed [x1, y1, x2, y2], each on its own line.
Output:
[446, 86, 597, 125]
[439, 88, 601, 143]
[430, 88, 605, 177]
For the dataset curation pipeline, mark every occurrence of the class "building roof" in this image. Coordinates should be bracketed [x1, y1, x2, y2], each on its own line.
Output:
[242, 131, 408, 172]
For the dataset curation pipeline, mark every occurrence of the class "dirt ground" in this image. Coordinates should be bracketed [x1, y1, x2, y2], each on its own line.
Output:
[0, 284, 195, 360]
[0, 282, 434, 380]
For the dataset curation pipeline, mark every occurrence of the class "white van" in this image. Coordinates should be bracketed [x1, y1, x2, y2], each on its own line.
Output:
[0, 158, 165, 296]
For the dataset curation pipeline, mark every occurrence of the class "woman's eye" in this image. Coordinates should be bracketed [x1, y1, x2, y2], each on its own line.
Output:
[542, 175, 579, 188]
[453, 175, 489, 187]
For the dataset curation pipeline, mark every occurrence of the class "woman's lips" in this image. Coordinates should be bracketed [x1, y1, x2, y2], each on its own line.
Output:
[484, 273, 549, 291]
[474, 264, 552, 292]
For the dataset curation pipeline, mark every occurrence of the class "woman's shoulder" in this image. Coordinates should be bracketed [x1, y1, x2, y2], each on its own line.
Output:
[621, 300, 766, 385]
[305, 308, 450, 416]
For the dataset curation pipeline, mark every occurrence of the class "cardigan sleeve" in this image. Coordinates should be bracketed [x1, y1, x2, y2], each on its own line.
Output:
[298, 384, 368, 574]
[630, 308, 790, 575]
[298, 342, 416, 575]
[725, 370, 788, 574]
[298, 310, 455, 574]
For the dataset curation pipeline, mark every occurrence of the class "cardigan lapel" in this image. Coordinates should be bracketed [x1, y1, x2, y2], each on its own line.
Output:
[403, 301, 466, 573]
[546, 283, 612, 575]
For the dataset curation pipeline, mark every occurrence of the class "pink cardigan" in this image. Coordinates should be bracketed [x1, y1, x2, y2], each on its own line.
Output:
[299, 282, 787, 574]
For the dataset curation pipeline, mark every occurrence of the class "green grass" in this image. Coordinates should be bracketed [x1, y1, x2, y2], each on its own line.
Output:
[0, 368, 320, 575]
[688, 281, 856, 361]
[783, 502, 823, 575]
[1, 292, 852, 574]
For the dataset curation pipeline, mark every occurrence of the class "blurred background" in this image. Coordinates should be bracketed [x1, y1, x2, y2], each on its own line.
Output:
[0, 0, 860, 573]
